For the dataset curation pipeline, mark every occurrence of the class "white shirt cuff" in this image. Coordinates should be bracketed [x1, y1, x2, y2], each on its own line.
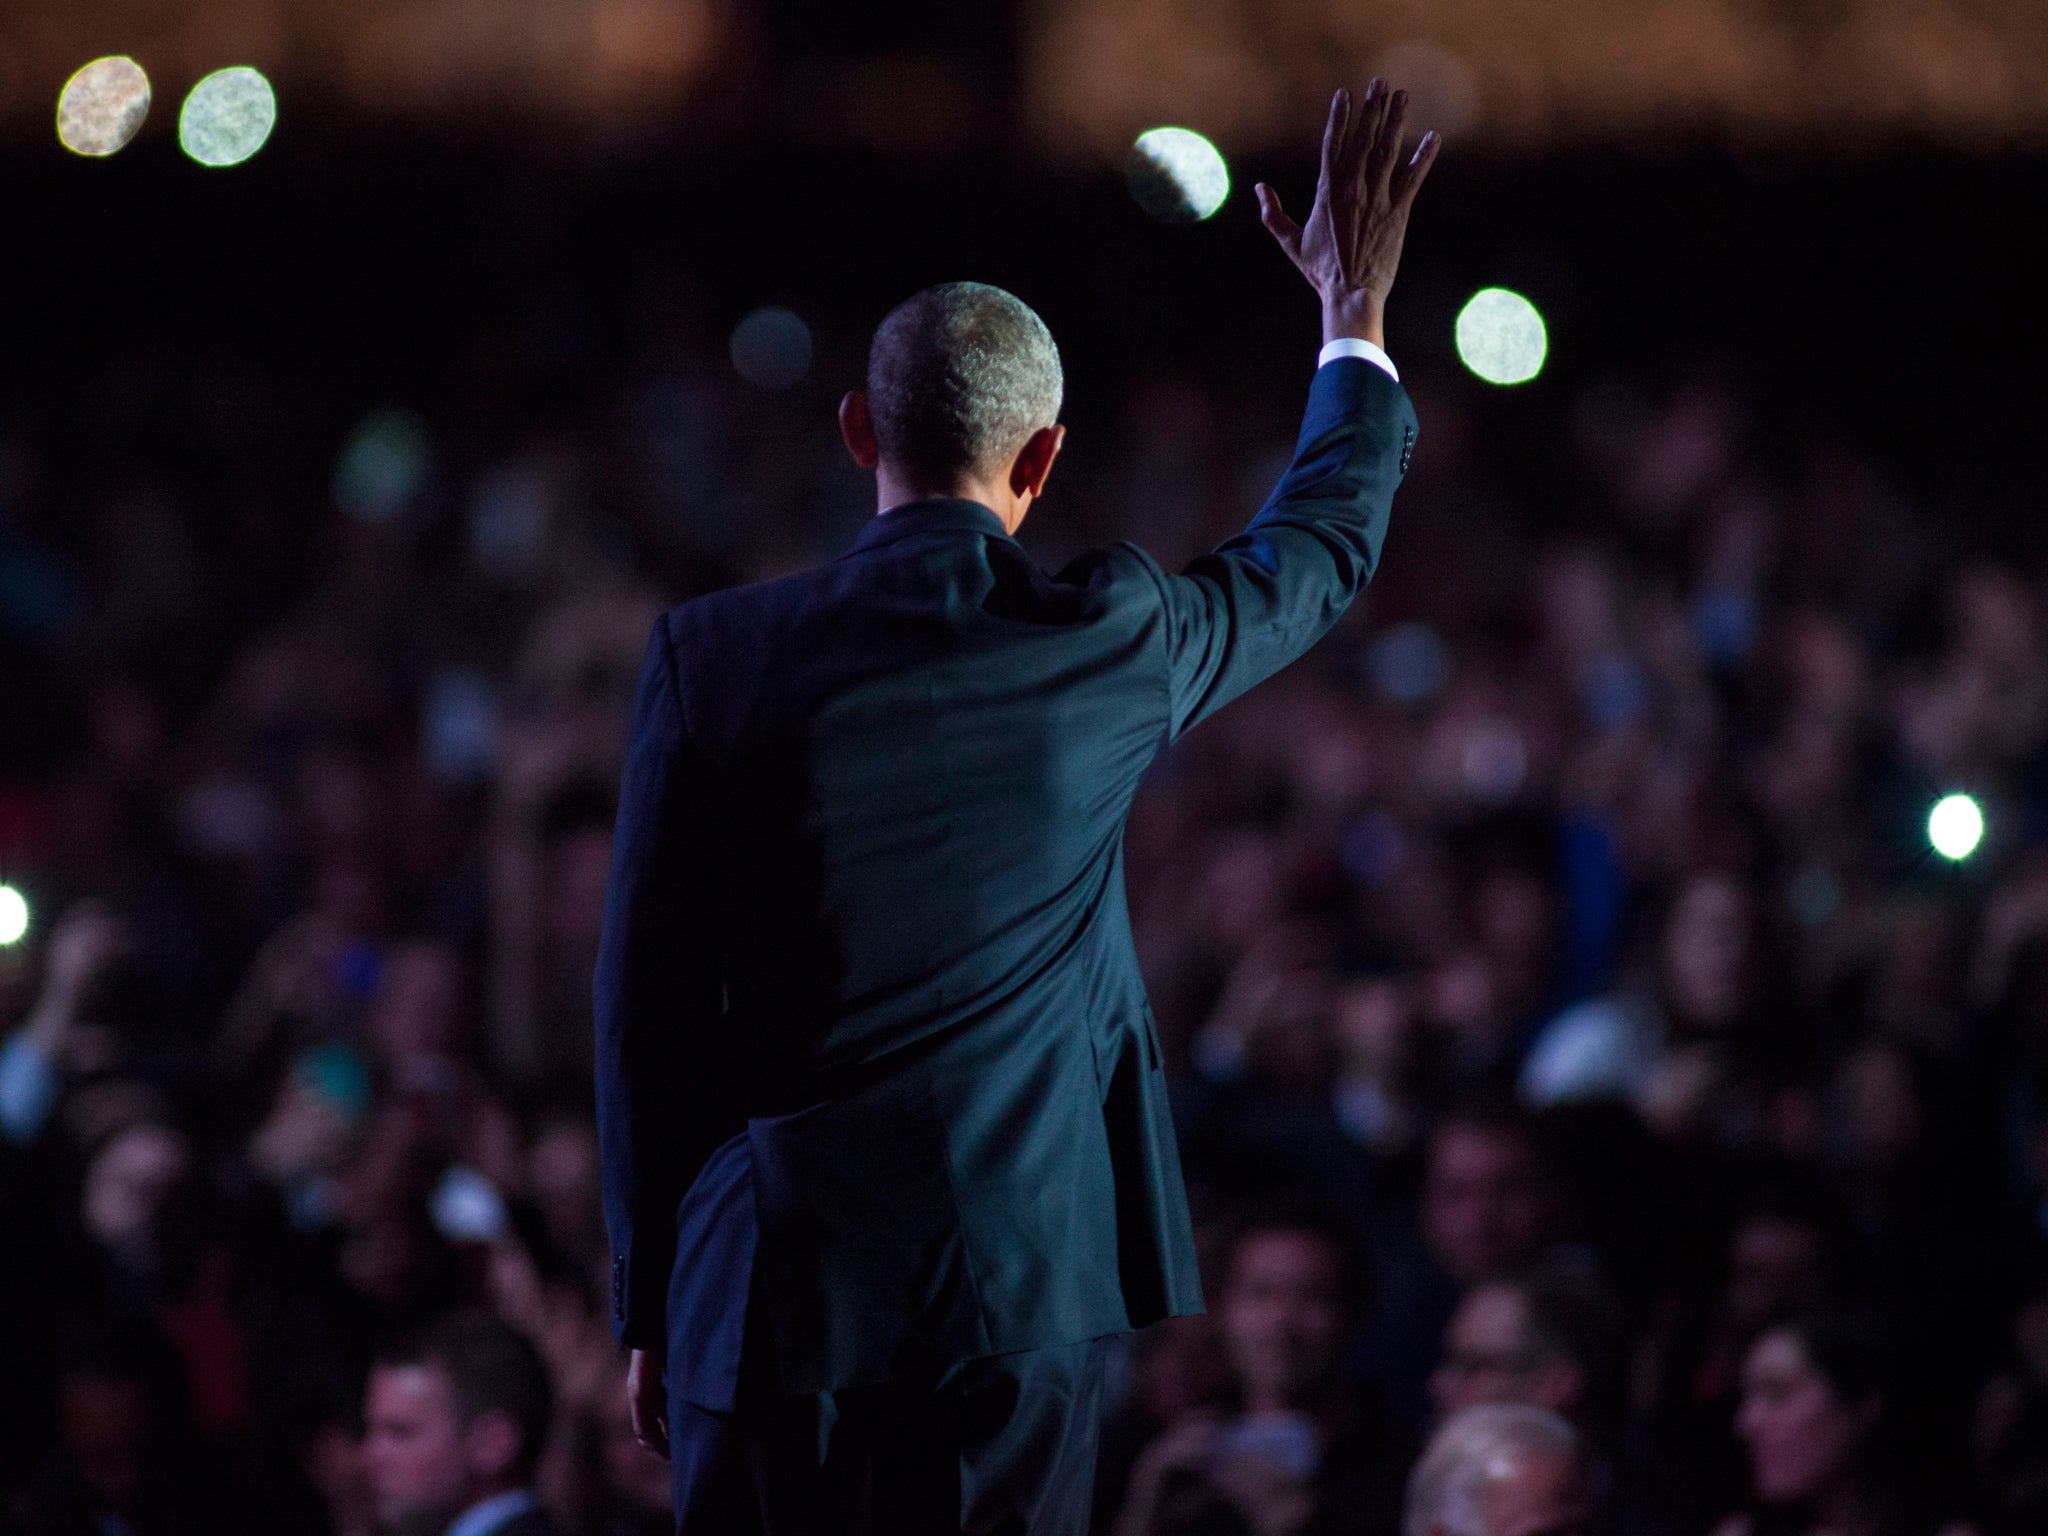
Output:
[1317, 337, 1398, 382]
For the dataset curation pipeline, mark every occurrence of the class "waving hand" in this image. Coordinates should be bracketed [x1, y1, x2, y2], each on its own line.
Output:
[1254, 79, 1440, 349]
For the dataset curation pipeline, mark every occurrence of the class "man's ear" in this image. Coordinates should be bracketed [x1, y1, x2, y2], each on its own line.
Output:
[840, 392, 880, 469]
[461, 1409, 523, 1482]
[1010, 423, 1066, 499]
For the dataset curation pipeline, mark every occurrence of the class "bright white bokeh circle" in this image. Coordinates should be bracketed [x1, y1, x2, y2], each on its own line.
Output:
[1928, 793, 1985, 861]
[1455, 287, 1547, 385]
[0, 884, 28, 946]
[180, 66, 277, 167]
[1131, 127, 1230, 221]
[57, 57, 152, 157]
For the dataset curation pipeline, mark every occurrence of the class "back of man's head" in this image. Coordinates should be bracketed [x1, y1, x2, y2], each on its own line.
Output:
[1406, 1403, 1585, 1536]
[866, 282, 1062, 487]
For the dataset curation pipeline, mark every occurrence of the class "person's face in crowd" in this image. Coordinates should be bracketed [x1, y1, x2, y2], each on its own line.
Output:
[1472, 868, 1555, 1017]
[363, 1363, 521, 1534]
[1331, 977, 1414, 1079]
[1736, 1328, 1876, 1507]
[1837, 1041, 1924, 1174]
[1433, 1284, 1581, 1424]
[1952, 565, 2037, 671]
[1192, 832, 1284, 950]
[1724, 1216, 1829, 1338]
[81, 1121, 194, 1269]
[340, 1200, 457, 1313]
[1246, 971, 1338, 1086]
[527, 1116, 605, 1265]
[1424, 1126, 1553, 1284]
[1219, 1229, 1348, 1412]
[1135, 1314, 1231, 1424]
[1661, 872, 1751, 1030]
[1533, 547, 1618, 664]
[58, 1370, 150, 1519]
[1780, 612, 1868, 725]
[301, 1415, 375, 1536]
[1474, 1445, 1591, 1536]
[369, 943, 468, 1067]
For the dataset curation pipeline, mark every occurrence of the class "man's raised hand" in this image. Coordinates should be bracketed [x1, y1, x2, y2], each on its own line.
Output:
[1254, 79, 1440, 350]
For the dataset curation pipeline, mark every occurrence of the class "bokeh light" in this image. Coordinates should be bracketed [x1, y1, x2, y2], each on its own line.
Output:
[0, 884, 28, 946]
[1928, 793, 1985, 861]
[1455, 287, 1548, 385]
[179, 66, 276, 167]
[730, 307, 814, 390]
[1369, 622, 1449, 704]
[1127, 127, 1230, 223]
[57, 57, 152, 157]
[334, 410, 431, 522]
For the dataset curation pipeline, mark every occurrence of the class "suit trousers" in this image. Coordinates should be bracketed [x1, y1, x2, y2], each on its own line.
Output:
[668, 1328, 1113, 1536]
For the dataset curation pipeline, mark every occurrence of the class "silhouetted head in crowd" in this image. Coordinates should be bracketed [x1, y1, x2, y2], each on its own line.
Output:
[1734, 1311, 1895, 1533]
[1660, 871, 1759, 1035]
[1425, 1102, 1558, 1285]
[362, 1311, 551, 1536]
[368, 940, 475, 1075]
[523, 1103, 605, 1272]
[1217, 1209, 1363, 1416]
[44, 1316, 194, 1532]
[1406, 1403, 1589, 1536]
[80, 1116, 198, 1282]
[1828, 1037, 1933, 1178]
[538, 780, 615, 960]
[1433, 1264, 1622, 1432]
[1971, 1264, 2048, 1536]
[1722, 1192, 1843, 1343]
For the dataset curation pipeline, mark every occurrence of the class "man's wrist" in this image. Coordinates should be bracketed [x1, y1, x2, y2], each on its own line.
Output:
[1321, 293, 1386, 350]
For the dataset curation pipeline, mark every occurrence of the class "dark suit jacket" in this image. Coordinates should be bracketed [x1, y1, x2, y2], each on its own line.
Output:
[594, 357, 1417, 1407]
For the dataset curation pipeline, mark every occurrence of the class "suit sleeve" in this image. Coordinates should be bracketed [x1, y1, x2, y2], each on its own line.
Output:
[1153, 357, 1416, 740]
[594, 615, 726, 1350]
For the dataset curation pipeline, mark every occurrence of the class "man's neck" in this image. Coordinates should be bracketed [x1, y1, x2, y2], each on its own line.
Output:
[875, 468, 1022, 532]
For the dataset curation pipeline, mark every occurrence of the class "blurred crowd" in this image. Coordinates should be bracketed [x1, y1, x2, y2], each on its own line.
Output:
[5, 253, 2048, 1536]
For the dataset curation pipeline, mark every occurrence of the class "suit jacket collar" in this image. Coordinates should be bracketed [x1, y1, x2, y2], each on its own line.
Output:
[847, 497, 1012, 555]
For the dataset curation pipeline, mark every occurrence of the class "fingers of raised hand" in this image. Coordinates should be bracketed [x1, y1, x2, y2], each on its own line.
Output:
[1314, 87, 1348, 202]
[1392, 128, 1442, 209]
[1342, 78, 1389, 192]
[1255, 183, 1304, 264]
[1366, 89, 1409, 195]
[1327, 79, 1376, 193]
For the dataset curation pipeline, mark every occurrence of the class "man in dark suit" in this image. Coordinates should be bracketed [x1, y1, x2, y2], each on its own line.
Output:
[595, 78, 1440, 1534]
[362, 1312, 557, 1536]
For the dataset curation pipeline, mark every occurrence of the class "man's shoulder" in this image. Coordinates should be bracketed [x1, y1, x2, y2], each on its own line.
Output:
[1049, 537, 1172, 602]
[658, 562, 830, 661]
[664, 562, 821, 628]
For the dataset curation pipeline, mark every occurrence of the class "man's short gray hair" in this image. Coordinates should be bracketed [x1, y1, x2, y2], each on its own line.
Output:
[866, 281, 1063, 484]
[1405, 1404, 1578, 1536]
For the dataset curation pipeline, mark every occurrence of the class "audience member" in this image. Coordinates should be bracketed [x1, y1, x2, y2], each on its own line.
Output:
[1115, 1212, 1411, 1536]
[362, 1312, 556, 1536]
[1717, 1312, 1971, 1536]
[1404, 1404, 1590, 1536]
